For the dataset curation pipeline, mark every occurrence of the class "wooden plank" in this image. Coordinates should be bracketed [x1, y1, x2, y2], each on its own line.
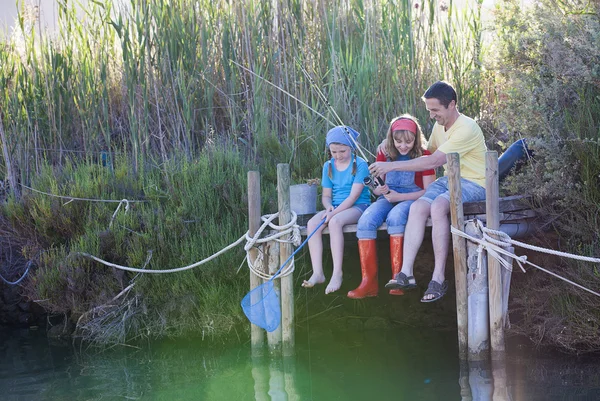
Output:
[277, 164, 294, 356]
[297, 208, 537, 236]
[447, 153, 468, 361]
[463, 194, 531, 215]
[486, 151, 505, 356]
[296, 194, 536, 236]
[466, 219, 490, 361]
[247, 171, 265, 354]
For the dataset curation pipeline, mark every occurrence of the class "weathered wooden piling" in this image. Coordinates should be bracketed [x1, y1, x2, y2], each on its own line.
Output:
[277, 164, 295, 356]
[465, 220, 489, 361]
[247, 167, 296, 357]
[486, 151, 505, 356]
[248, 171, 265, 354]
[501, 246, 515, 330]
[447, 153, 468, 361]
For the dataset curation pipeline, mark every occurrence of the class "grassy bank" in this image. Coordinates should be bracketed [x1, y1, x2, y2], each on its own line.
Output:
[0, 0, 486, 344]
[492, 0, 600, 353]
[3, 0, 599, 353]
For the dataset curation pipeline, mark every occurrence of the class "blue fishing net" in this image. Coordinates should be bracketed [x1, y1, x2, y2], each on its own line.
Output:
[241, 217, 325, 333]
[241, 279, 281, 332]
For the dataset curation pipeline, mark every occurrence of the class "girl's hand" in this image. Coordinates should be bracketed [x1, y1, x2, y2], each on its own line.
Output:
[383, 189, 401, 203]
[374, 184, 389, 196]
[324, 205, 335, 223]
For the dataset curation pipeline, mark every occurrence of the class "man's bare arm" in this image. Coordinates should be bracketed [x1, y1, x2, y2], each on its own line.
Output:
[368, 150, 446, 176]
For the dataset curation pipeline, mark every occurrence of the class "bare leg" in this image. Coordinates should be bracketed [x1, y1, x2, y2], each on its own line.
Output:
[422, 197, 451, 301]
[325, 207, 363, 294]
[400, 199, 431, 277]
[302, 211, 327, 288]
[430, 197, 451, 284]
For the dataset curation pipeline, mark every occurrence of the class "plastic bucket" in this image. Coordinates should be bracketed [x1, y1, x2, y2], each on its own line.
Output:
[290, 184, 317, 215]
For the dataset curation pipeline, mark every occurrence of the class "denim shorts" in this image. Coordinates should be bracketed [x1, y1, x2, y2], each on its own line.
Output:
[352, 203, 370, 213]
[419, 177, 486, 204]
[356, 198, 413, 239]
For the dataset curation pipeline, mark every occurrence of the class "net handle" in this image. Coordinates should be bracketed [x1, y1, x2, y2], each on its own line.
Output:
[269, 216, 327, 281]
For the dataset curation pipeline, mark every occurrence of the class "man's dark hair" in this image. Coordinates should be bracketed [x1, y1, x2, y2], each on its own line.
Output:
[422, 81, 457, 108]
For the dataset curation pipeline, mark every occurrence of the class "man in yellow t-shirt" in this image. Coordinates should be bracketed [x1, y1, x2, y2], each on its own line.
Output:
[369, 81, 487, 302]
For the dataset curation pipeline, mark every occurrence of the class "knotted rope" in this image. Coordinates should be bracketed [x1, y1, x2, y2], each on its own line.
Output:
[451, 219, 600, 297]
[244, 212, 301, 280]
[73, 211, 300, 277]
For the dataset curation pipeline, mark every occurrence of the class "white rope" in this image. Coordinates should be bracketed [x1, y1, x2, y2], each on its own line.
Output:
[26, 174, 301, 279]
[244, 211, 300, 279]
[480, 221, 600, 264]
[109, 199, 130, 228]
[73, 211, 300, 279]
[451, 220, 600, 298]
[21, 183, 148, 203]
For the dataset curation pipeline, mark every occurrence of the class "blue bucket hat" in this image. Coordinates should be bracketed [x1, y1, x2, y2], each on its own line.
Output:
[326, 126, 361, 150]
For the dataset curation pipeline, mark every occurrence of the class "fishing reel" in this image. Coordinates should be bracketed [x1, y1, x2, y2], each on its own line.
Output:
[363, 175, 389, 194]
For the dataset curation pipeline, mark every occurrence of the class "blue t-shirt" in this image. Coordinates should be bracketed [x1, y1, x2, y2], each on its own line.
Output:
[321, 155, 371, 207]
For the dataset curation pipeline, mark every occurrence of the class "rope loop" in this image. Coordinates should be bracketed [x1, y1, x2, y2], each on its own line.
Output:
[109, 199, 130, 228]
[452, 219, 600, 298]
[244, 211, 300, 279]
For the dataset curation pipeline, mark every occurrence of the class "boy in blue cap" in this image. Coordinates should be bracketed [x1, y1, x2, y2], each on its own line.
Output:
[302, 126, 371, 294]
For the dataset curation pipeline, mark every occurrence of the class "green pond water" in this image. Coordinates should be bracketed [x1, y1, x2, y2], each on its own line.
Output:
[2, 241, 600, 400]
[1, 323, 600, 401]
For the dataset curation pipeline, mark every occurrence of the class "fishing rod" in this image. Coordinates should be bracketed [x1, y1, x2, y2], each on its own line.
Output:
[295, 61, 387, 192]
[295, 60, 375, 161]
[231, 59, 386, 191]
[229, 60, 335, 127]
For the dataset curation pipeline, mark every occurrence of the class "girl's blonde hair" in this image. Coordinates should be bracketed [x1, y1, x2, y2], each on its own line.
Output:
[326, 143, 356, 179]
[385, 114, 427, 160]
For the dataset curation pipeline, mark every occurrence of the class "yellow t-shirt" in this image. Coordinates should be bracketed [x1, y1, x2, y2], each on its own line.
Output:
[427, 114, 487, 187]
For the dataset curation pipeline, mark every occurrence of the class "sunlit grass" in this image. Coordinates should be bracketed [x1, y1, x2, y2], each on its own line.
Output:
[0, 0, 487, 343]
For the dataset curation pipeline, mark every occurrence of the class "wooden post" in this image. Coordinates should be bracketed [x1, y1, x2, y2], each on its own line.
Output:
[251, 355, 269, 401]
[277, 164, 295, 356]
[468, 360, 493, 401]
[447, 153, 468, 361]
[248, 171, 265, 354]
[501, 246, 515, 330]
[283, 356, 300, 401]
[465, 221, 489, 361]
[486, 151, 505, 357]
[491, 356, 510, 401]
[458, 360, 473, 401]
[268, 358, 286, 400]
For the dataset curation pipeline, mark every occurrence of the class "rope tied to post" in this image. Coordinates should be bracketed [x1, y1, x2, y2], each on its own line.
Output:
[244, 211, 301, 281]
[451, 219, 600, 298]
[73, 211, 300, 276]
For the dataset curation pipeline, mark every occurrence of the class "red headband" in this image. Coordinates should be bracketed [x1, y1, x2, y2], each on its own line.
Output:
[391, 119, 417, 135]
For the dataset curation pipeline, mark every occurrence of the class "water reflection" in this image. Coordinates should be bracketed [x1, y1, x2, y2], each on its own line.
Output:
[250, 355, 301, 401]
[2, 325, 600, 400]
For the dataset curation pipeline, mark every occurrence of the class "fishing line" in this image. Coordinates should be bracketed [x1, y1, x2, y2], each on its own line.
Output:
[295, 60, 376, 161]
[229, 60, 335, 126]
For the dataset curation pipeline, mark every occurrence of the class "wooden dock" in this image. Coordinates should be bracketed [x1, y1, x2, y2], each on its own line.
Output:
[298, 195, 536, 235]
[248, 152, 536, 365]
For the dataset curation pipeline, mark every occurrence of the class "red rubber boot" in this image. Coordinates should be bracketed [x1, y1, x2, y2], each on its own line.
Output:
[389, 235, 405, 296]
[347, 239, 379, 299]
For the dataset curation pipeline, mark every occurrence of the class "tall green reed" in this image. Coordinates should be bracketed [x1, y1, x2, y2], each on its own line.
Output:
[0, 0, 487, 342]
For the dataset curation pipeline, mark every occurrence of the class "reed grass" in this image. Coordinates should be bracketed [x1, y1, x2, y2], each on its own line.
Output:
[0, 0, 487, 343]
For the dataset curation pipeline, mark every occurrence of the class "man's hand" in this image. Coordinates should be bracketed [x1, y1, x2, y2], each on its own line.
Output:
[377, 139, 389, 158]
[369, 162, 393, 177]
